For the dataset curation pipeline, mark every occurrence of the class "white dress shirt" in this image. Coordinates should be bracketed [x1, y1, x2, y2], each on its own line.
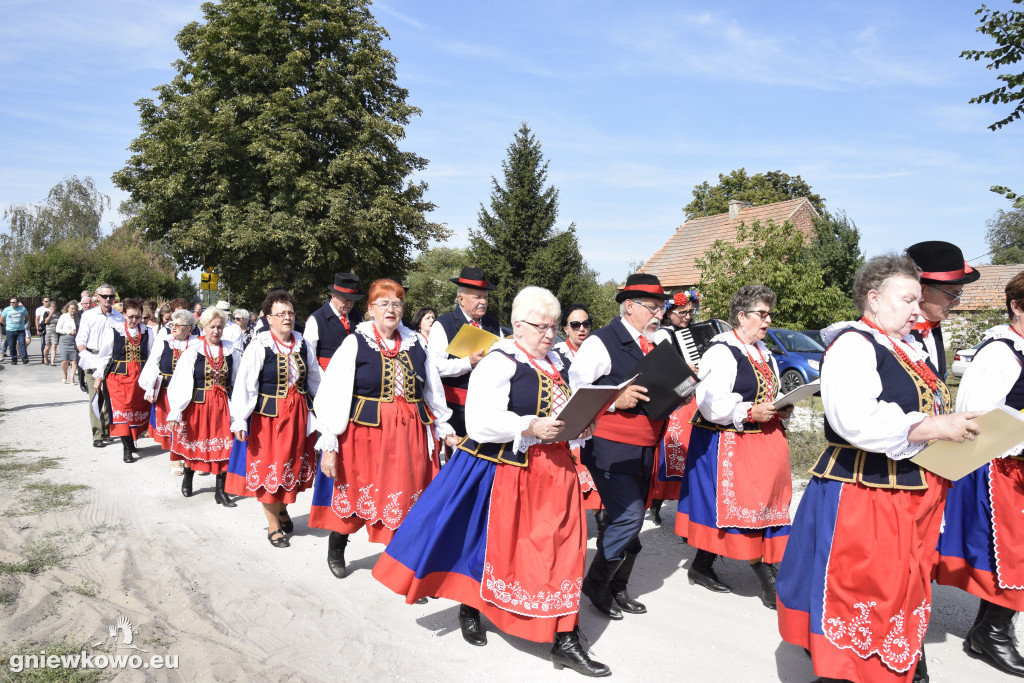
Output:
[428, 306, 489, 379]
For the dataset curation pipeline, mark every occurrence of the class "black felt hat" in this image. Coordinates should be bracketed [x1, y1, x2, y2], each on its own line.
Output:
[906, 241, 980, 286]
[450, 267, 497, 291]
[328, 272, 364, 300]
[615, 273, 671, 303]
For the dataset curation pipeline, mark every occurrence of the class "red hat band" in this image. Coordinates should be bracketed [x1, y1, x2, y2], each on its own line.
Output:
[919, 262, 973, 282]
[623, 283, 665, 297]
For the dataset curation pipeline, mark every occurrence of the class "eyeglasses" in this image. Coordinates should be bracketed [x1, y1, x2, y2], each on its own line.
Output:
[520, 320, 557, 335]
[567, 320, 592, 330]
[125, 314, 142, 320]
[373, 300, 404, 311]
[268, 312, 296, 319]
[630, 300, 664, 316]
[744, 310, 774, 320]
[929, 284, 963, 303]
[170, 323, 187, 328]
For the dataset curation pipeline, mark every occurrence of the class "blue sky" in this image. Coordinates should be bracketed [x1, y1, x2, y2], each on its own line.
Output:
[2, 0, 1021, 282]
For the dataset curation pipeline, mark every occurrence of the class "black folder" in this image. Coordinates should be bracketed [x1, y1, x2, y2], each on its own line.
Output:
[628, 340, 698, 421]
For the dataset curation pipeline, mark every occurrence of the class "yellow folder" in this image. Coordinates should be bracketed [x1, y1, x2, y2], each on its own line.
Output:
[445, 324, 500, 359]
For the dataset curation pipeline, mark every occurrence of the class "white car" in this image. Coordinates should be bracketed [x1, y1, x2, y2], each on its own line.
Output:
[950, 344, 982, 378]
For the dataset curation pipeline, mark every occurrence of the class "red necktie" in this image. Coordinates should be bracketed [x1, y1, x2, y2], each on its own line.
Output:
[912, 319, 940, 338]
[638, 336, 653, 354]
[340, 315, 350, 333]
[470, 320, 481, 329]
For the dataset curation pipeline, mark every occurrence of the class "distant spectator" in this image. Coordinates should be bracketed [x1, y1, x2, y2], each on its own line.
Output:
[2, 297, 31, 365]
[35, 296, 51, 360]
[76, 284, 125, 447]
[43, 302, 58, 365]
[232, 308, 252, 348]
[75, 296, 90, 391]
[411, 307, 437, 341]
[158, 303, 172, 327]
[55, 301, 79, 384]
[193, 302, 203, 318]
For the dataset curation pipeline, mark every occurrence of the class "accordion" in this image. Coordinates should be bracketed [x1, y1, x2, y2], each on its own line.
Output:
[672, 319, 731, 365]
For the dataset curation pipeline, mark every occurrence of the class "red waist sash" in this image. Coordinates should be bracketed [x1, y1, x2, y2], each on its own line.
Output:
[594, 410, 664, 446]
[444, 385, 468, 406]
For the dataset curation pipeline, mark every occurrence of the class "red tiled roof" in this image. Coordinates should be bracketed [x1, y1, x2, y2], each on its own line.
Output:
[639, 198, 820, 289]
[956, 264, 1024, 311]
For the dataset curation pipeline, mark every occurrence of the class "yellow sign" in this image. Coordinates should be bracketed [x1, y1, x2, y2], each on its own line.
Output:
[200, 272, 219, 291]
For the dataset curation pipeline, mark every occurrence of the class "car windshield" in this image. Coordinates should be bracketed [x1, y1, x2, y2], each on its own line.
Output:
[773, 329, 825, 353]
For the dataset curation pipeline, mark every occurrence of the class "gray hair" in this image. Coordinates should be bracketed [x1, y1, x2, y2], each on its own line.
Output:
[199, 307, 228, 329]
[852, 254, 919, 315]
[728, 285, 777, 327]
[171, 309, 196, 329]
[511, 286, 560, 338]
[232, 307, 250, 321]
[96, 283, 115, 294]
[456, 285, 489, 298]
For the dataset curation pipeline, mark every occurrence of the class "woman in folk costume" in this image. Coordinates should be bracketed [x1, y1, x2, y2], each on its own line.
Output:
[551, 304, 602, 513]
[227, 290, 321, 549]
[775, 254, 982, 683]
[373, 287, 609, 678]
[675, 285, 792, 610]
[93, 298, 154, 464]
[309, 278, 456, 579]
[165, 307, 241, 506]
[139, 309, 197, 475]
[934, 269, 1024, 679]
[649, 289, 700, 525]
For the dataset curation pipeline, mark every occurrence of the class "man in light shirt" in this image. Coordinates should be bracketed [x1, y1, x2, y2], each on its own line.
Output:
[76, 284, 124, 447]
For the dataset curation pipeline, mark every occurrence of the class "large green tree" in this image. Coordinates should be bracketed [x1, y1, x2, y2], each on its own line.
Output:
[807, 210, 865, 294]
[986, 207, 1024, 262]
[695, 219, 857, 330]
[683, 168, 825, 220]
[963, 0, 1024, 207]
[113, 0, 446, 312]
[469, 123, 599, 323]
[403, 246, 468, 318]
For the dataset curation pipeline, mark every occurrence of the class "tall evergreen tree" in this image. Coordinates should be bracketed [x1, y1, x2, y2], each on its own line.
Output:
[113, 0, 446, 311]
[470, 123, 596, 322]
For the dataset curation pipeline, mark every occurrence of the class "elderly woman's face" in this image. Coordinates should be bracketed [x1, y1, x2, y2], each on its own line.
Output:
[563, 309, 591, 346]
[515, 316, 558, 358]
[870, 276, 922, 338]
[736, 300, 773, 343]
[170, 319, 192, 341]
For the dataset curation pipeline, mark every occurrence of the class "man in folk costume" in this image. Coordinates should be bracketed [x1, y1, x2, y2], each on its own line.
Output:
[304, 273, 364, 371]
[569, 273, 671, 620]
[427, 267, 501, 437]
[905, 241, 980, 378]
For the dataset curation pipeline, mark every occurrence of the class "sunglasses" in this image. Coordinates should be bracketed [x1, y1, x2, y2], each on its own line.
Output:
[567, 320, 592, 330]
[98, 294, 115, 300]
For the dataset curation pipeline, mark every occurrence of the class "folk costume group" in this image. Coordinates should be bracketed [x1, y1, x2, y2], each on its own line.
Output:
[78, 239, 1024, 681]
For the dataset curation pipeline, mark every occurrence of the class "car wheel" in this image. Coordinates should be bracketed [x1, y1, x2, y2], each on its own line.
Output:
[781, 369, 804, 394]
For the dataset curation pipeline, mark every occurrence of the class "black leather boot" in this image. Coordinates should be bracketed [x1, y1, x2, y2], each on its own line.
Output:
[121, 437, 135, 463]
[912, 644, 929, 683]
[750, 561, 777, 610]
[551, 627, 611, 677]
[650, 498, 664, 525]
[688, 549, 730, 593]
[581, 553, 623, 620]
[214, 472, 236, 507]
[964, 600, 1024, 677]
[458, 604, 487, 646]
[593, 509, 609, 544]
[327, 531, 348, 579]
[609, 553, 646, 614]
[181, 467, 194, 497]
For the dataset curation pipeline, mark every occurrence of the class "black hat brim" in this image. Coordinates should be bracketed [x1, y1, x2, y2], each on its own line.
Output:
[450, 278, 497, 291]
[328, 287, 364, 300]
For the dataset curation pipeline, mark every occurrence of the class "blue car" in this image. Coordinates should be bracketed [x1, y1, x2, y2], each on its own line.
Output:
[763, 328, 824, 394]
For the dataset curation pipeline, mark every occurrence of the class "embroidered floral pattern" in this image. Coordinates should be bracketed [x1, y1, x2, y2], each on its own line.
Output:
[170, 429, 233, 459]
[330, 483, 419, 530]
[822, 598, 930, 673]
[112, 408, 151, 426]
[577, 467, 596, 493]
[382, 492, 404, 527]
[481, 561, 581, 616]
[244, 457, 313, 493]
[717, 431, 790, 528]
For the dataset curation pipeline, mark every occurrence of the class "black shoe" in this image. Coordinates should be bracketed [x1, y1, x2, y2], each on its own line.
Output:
[750, 561, 777, 610]
[267, 528, 290, 548]
[121, 437, 136, 463]
[964, 600, 1024, 677]
[415, 597, 429, 605]
[214, 472, 237, 507]
[551, 628, 611, 677]
[327, 532, 348, 579]
[609, 553, 646, 614]
[650, 498, 664, 525]
[913, 645, 929, 683]
[278, 508, 293, 532]
[93, 439, 105, 448]
[181, 467, 194, 497]
[688, 550, 730, 593]
[582, 553, 624, 620]
[458, 604, 487, 646]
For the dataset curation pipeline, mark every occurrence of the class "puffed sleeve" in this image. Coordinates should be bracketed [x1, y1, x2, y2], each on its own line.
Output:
[695, 343, 749, 429]
[303, 334, 322, 396]
[465, 352, 538, 453]
[821, 332, 928, 458]
[568, 334, 613, 391]
[304, 315, 320, 350]
[139, 335, 167, 398]
[228, 343, 242, 389]
[229, 340, 265, 432]
[955, 341, 1019, 413]
[91, 326, 116, 379]
[165, 347, 199, 423]
[313, 334, 359, 452]
[423, 347, 454, 440]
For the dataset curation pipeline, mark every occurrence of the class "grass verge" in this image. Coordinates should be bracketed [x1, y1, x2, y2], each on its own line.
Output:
[0, 540, 66, 575]
[5, 482, 89, 517]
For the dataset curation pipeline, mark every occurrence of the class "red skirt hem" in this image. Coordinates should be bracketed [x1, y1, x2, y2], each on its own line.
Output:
[676, 511, 787, 563]
[307, 510, 396, 544]
[934, 555, 1024, 611]
[372, 553, 576, 643]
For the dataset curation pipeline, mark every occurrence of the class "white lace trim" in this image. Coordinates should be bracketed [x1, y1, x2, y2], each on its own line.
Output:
[731, 401, 754, 432]
[710, 330, 773, 359]
[988, 462, 1024, 590]
[822, 320, 930, 364]
[354, 321, 419, 353]
[112, 408, 151, 426]
[329, 483, 425, 530]
[244, 456, 315, 493]
[492, 338, 565, 372]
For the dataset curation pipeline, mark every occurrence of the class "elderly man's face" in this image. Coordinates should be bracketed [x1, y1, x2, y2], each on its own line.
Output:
[623, 297, 664, 338]
[95, 287, 114, 314]
[333, 293, 355, 316]
[457, 290, 489, 321]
